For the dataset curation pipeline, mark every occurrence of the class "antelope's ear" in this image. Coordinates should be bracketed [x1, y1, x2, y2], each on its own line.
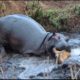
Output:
[53, 48, 60, 57]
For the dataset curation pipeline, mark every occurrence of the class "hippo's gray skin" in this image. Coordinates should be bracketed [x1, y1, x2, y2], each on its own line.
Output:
[0, 14, 69, 56]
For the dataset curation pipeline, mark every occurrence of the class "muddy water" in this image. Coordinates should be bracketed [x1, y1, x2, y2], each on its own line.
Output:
[64, 33, 80, 56]
[0, 33, 80, 79]
[63, 33, 80, 64]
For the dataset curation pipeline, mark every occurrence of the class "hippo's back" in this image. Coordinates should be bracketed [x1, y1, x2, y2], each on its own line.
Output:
[0, 14, 49, 54]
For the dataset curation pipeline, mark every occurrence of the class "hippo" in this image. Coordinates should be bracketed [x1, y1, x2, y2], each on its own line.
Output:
[0, 14, 70, 58]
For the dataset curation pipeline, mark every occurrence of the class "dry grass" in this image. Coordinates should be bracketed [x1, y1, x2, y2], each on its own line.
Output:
[69, 64, 80, 79]
[0, 66, 5, 79]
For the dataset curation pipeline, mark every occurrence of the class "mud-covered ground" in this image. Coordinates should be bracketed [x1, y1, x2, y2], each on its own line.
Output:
[0, 33, 80, 79]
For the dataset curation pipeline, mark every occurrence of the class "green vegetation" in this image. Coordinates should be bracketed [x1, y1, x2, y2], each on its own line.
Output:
[0, 2, 6, 16]
[74, 5, 80, 16]
[46, 9, 69, 29]
[24, 1, 80, 32]
[25, 1, 72, 31]
[26, 1, 44, 22]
